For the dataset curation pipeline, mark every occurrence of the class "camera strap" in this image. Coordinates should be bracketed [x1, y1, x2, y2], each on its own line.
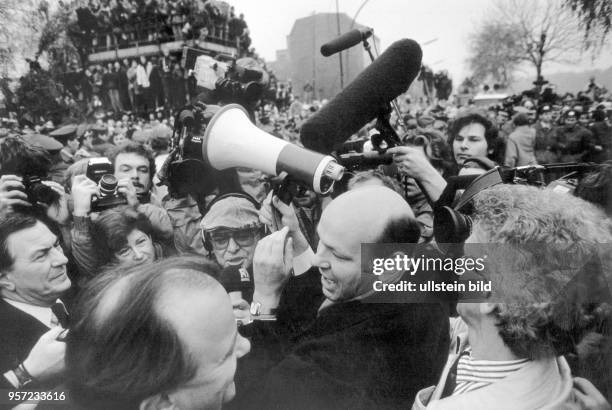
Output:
[453, 168, 505, 211]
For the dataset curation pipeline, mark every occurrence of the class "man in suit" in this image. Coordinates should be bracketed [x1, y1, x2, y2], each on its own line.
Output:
[233, 186, 450, 409]
[0, 210, 70, 389]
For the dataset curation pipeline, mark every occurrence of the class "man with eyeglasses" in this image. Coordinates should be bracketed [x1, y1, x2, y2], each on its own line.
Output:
[200, 195, 264, 269]
[199, 193, 314, 325]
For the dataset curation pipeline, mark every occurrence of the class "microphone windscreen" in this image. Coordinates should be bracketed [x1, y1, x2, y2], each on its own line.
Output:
[320, 29, 365, 57]
[301, 39, 422, 154]
[218, 265, 254, 295]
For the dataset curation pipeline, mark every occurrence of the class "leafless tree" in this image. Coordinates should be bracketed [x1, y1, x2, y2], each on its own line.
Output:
[469, 0, 586, 88]
[467, 21, 524, 87]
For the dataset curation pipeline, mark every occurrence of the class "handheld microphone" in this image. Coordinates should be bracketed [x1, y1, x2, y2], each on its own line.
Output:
[301, 39, 422, 154]
[320, 28, 373, 57]
[218, 265, 254, 302]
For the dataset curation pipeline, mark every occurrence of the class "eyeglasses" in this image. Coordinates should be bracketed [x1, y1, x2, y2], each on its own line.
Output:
[203, 226, 262, 250]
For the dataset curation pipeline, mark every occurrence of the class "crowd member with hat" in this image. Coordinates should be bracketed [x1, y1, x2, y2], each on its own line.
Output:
[585, 108, 611, 163]
[20, 133, 67, 185]
[557, 110, 594, 163]
[50, 124, 81, 165]
[534, 105, 560, 164]
[40, 121, 55, 134]
[200, 193, 265, 270]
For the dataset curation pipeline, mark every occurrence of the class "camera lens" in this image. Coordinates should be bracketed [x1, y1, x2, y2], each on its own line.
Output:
[243, 82, 264, 101]
[99, 174, 118, 197]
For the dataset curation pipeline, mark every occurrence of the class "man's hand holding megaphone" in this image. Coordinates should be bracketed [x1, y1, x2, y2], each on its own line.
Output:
[259, 191, 311, 258]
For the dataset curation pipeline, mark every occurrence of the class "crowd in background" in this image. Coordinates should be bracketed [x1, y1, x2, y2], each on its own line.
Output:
[76, 0, 251, 53]
[60, 55, 195, 118]
[1, 38, 612, 410]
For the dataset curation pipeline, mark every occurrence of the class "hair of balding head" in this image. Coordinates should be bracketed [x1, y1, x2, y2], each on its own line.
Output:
[325, 186, 420, 244]
[67, 256, 222, 410]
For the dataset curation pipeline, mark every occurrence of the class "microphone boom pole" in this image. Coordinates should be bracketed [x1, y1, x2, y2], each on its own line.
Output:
[335, 0, 344, 89]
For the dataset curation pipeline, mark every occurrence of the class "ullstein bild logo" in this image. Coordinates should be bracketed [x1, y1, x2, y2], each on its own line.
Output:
[360, 243, 611, 304]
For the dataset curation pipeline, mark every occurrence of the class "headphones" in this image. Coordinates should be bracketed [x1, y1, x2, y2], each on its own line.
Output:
[202, 192, 264, 253]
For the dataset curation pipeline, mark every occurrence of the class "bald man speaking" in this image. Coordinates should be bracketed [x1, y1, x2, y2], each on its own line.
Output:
[232, 186, 450, 410]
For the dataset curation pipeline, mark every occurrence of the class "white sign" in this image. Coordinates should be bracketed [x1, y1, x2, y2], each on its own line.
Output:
[193, 55, 228, 90]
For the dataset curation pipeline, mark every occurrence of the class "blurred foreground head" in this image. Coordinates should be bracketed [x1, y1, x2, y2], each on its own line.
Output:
[460, 184, 612, 360]
[67, 256, 251, 410]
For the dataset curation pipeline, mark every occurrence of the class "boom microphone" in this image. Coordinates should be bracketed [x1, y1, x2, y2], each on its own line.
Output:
[301, 39, 422, 154]
[320, 28, 373, 57]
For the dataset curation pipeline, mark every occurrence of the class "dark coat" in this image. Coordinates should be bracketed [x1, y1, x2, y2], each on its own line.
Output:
[0, 298, 50, 389]
[557, 124, 593, 162]
[232, 269, 450, 410]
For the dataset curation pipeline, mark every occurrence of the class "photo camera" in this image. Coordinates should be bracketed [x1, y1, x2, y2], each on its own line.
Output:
[86, 158, 128, 212]
[21, 175, 59, 207]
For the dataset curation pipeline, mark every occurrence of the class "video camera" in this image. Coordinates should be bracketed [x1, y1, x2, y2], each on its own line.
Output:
[191, 54, 269, 113]
[158, 102, 221, 198]
[214, 66, 265, 106]
[86, 158, 128, 212]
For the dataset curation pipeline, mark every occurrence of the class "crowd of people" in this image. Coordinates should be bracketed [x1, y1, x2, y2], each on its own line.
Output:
[76, 0, 251, 53]
[1, 47, 612, 409]
[61, 55, 197, 118]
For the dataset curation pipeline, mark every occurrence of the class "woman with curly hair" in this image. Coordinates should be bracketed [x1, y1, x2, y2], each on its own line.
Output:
[413, 184, 612, 409]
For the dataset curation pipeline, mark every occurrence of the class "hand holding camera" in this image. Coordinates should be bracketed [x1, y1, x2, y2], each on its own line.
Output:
[116, 178, 139, 207]
[0, 175, 31, 211]
[71, 174, 100, 217]
[39, 180, 70, 225]
[85, 158, 129, 212]
[0, 173, 62, 213]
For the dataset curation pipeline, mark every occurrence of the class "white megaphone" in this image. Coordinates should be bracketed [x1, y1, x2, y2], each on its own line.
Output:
[202, 104, 345, 194]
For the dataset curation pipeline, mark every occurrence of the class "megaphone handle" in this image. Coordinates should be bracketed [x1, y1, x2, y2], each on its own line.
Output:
[270, 177, 296, 231]
[271, 206, 282, 232]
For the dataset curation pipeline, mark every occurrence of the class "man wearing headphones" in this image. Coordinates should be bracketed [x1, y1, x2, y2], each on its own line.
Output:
[200, 193, 265, 270]
[200, 192, 315, 327]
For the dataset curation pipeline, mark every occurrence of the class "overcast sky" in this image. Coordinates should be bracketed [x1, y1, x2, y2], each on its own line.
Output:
[229, 0, 612, 84]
